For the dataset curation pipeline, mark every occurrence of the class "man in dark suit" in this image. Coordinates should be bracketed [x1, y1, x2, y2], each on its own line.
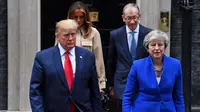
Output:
[106, 3, 152, 112]
[29, 19, 101, 112]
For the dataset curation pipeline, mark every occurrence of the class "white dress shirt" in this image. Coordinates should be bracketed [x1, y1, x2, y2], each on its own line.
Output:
[58, 43, 76, 76]
[126, 24, 140, 52]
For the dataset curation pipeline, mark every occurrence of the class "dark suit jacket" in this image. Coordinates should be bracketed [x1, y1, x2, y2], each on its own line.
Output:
[107, 25, 152, 99]
[29, 46, 101, 112]
[123, 55, 185, 112]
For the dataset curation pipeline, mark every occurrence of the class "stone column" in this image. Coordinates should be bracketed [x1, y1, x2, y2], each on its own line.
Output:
[8, 0, 41, 111]
[137, 0, 160, 29]
[8, 0, 20, 110]
[137, 0, 171, 56]
[160, 0, 171, 56]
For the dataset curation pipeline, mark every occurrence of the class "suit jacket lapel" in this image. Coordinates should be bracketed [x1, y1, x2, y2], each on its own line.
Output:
[52, 46, 69, 90]
[75, 46, 81, 74]
[158, 55, 168, 87]
[136, 25, 145, 58]
[120, 26, 132, 65]
[71, 46, 82, 92]
[147, 56, 159, 87]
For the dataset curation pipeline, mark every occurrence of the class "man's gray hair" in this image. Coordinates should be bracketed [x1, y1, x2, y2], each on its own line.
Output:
[122, 3, 140, 14]
[143, 30, 169, 50]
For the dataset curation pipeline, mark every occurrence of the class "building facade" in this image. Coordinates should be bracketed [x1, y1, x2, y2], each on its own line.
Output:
[0, 0, 199, 111]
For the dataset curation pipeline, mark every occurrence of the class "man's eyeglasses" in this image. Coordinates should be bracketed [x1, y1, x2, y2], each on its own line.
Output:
[124, 16, 139, 21]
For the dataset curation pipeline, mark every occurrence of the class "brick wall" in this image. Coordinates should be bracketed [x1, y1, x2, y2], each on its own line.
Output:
[171, 0, 200, 108]
[191, 0, 200, 107]
[0, 0, 7, 110]
[171, 0, 182, 60]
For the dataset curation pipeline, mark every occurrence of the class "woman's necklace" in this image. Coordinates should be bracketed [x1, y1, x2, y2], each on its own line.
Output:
[154, 65, 163, 72]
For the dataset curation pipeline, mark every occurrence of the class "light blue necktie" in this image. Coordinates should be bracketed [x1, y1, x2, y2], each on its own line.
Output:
[130, 31, 136, 60]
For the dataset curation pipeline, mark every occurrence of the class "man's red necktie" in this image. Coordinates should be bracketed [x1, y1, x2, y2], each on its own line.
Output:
[64, 51, 75, 112]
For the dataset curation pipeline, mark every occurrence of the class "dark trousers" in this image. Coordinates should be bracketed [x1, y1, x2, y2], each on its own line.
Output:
[102, 99, 122, 112]
[116, 99, 122, 112]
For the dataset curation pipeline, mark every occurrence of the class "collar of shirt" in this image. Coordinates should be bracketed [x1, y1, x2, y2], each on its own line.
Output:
[126, 24, 140, 34]
[125, 24, 140, 51]
[58, 43, 75, 57]
[58, 43, 76, 75]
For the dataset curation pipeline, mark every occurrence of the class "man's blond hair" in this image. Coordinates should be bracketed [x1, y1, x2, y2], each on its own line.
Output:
[55, 19, 78, 36]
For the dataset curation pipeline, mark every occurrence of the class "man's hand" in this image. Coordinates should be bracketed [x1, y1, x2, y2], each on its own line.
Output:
[109, 87, 115, 99]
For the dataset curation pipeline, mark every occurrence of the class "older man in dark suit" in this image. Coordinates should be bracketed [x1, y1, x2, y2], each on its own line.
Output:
[107, 3, 152, 112]
[29, 19, 101, 112]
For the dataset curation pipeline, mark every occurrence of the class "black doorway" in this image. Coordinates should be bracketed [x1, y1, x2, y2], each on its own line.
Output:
[41, 1, 135, 111]
[41, 0, 135, 51]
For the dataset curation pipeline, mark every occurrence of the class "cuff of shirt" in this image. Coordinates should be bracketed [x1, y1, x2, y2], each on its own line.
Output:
[99, 81, 106, 89]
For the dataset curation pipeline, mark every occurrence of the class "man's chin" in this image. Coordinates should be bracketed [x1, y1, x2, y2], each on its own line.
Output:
[129, 26, 137, 30]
